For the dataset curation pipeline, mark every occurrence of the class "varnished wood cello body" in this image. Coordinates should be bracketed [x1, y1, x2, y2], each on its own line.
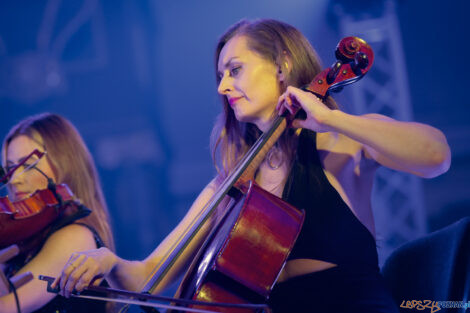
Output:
[173, 183, 304, 312]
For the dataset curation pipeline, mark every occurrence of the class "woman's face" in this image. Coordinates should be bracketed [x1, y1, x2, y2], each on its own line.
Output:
[217, 35, 282, 131]
[5, 135, 56, 201]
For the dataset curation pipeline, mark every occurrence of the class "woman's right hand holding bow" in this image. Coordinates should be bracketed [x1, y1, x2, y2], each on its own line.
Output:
[51, 247, 117, 298]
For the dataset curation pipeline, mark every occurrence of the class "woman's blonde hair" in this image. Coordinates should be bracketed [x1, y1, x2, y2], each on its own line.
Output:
[2, 113, 115, 251]
[211, 19, 337, 178]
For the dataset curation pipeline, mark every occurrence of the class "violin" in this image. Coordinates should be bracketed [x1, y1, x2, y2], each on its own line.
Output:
[41, 36, 374, 313]
[0, 149, 92, 307]
[0, 149, 97, 313]
[0, 184, 90, 249]
[0, 149, 91, 259]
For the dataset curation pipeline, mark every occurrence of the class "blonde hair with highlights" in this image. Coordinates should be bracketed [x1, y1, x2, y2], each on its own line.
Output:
[211, 19, 338, 178]
[2, 113, 115, 251]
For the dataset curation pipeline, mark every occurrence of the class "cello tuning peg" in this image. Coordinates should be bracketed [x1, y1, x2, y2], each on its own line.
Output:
[326, 60, 343, 84]
[353, 52, 369, 70]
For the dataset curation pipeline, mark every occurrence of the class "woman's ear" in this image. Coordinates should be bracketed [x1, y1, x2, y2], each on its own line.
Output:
[278, 55, 292, 83]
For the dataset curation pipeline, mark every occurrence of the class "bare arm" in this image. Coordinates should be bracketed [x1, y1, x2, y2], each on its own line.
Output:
[111, 178, 221, 293]
[278, 86, 451, 178]
[325, 112, 451, 178]
[0, 224, 97, 313]
[55, 178, 222, 296]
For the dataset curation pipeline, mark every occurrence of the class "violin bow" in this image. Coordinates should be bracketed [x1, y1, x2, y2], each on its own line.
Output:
[0, 149, 46, 187]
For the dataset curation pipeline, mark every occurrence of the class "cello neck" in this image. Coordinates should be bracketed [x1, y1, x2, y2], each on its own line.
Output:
[139, 114, 288, 295]
[232, 115, 288, 188]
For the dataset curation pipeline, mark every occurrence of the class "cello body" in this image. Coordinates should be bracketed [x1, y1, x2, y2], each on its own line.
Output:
[173, 182, 305, 312]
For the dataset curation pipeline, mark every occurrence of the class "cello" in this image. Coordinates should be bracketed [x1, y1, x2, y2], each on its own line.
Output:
[41, 36, 374, 312]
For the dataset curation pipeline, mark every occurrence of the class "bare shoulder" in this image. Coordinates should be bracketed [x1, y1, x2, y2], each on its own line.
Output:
[40, 223, 97, 254]
[316, 130, 379, 171]
[18, 224, 97, 273]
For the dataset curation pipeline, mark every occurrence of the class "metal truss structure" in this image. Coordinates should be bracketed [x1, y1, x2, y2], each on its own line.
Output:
[334, 0, 426, 265]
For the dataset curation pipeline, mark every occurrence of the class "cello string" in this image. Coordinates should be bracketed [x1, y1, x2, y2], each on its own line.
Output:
[138, 115, 287, 293]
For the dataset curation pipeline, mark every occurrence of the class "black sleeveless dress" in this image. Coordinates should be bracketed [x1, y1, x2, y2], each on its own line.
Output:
[268, 129, 398, 313]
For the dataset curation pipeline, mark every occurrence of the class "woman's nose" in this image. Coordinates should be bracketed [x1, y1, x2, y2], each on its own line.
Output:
[217, 75, 232, 95]
[8, 168, 25, 186]
[9, 174, 21, 186]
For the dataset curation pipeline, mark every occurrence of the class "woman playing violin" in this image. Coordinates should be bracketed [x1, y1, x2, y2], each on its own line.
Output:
[54, 19, 451, 312]
[0, 113, 114, 313]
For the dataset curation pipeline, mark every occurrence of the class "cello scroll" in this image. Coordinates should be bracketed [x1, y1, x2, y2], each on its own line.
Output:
[304, 36, 374, 99]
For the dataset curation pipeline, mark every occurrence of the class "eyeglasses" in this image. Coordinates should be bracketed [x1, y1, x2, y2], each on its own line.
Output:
[1, 149, 47, 186]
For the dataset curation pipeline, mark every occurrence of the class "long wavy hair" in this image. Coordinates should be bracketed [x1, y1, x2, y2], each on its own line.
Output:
[2, 113, 115, 251]
[211, 19, 337, 178]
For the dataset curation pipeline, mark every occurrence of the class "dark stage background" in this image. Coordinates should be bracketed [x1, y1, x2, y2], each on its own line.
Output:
[1, 0, 469, 298]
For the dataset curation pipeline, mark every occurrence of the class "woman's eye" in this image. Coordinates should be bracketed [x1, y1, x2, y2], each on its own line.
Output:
[230, 66, 241, 76]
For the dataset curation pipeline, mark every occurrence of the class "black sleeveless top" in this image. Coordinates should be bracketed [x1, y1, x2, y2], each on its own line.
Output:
[282, 129, 379, 269]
